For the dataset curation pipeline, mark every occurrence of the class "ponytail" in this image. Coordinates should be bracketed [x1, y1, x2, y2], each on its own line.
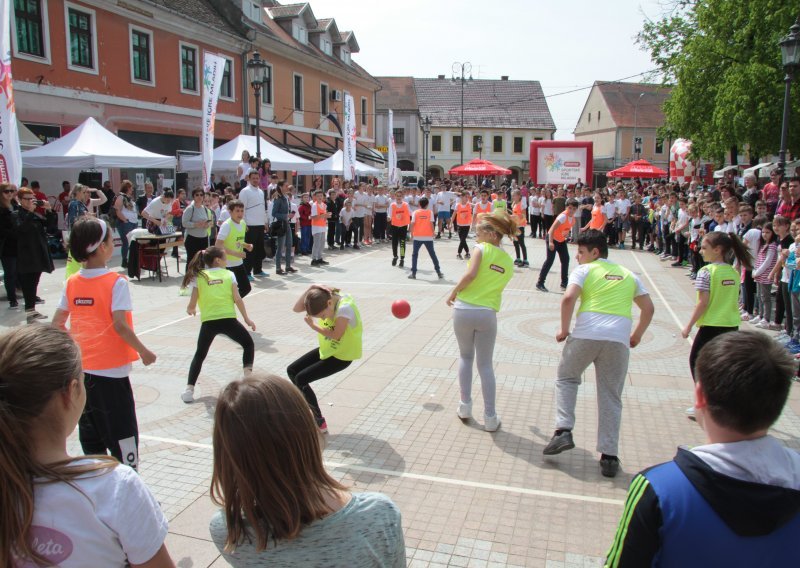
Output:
[304, 285, 341, 315]
[181, 246, 225, 289]
[475, 209, 520, 242]
[704, 231, 753, 271]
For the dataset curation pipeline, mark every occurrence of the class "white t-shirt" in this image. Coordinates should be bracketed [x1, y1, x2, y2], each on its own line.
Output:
[568, 259, 648, 345]
[352, 191, 368, 218]
[373, 194, 390, 212]
[310, 203, 327, 235]
[436, 191, 457, 212]
[238, 185, 266, 226]
[604, 201, 617, 220]
[218, 208, 231, 225]
[217, 219, 246, 267]
[615, 198, 631, 216]
[540, 197, 553, 216]
[143, 198, 172, 222]
[29, 461, 168, 567]
[405, 194, 419, 212]
[58, 268, 133, 378]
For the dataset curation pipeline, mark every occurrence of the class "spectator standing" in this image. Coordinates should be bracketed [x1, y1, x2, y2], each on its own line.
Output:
[238, 170, 267, 279]
[15, 188, 55, 323]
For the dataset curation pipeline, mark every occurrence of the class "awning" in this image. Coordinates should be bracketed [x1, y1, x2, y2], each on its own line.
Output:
[18, 120, 43, 150]
[180, 135, 314, 173]
[713, 165, 740, 179]
[313, 150, 381, 175]
[607, 159, 667, 179]
[449, 159, 512, 176]
[741, 162, 773, 178]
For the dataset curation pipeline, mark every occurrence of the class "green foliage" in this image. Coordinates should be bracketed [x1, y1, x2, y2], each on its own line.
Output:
[638, 0, 800, 161]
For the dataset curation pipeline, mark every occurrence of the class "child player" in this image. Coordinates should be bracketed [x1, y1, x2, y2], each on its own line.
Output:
[389, 189, 411, 267]
[215, 199, 253, 298]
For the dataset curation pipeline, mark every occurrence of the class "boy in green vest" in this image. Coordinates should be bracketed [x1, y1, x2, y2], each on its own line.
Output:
[214, 200, 253, 298]
[543, 229, 654, 477]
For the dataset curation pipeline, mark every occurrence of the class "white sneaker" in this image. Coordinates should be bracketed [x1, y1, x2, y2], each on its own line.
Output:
[181, 385, 195, 403]
[756, 320, 771, 329]
[685, 406, 696, 420]
[749, 316, 762, 325]
[457, 401, 472, 420]
[484, 414, 501, 432]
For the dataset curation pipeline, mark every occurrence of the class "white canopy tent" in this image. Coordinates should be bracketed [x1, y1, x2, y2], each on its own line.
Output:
[713, 165, 739, 179]
[742, 162, 773, 178]
[21, 117, 176, 168]
[763, 160, 800, 176]
[313, 150, 380, 175]
[18, 120, 43, 151]
[180, 135, 314, 173]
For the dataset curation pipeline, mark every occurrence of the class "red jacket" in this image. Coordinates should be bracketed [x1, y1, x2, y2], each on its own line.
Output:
[298, 202, 312, 227]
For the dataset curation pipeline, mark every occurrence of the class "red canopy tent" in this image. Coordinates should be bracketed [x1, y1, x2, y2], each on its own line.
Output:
[449, 159, 512, 176]
[607, 159, 667, 178]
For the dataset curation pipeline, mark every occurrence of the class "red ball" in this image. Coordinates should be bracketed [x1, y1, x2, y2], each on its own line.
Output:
[391, 299, 411, 319]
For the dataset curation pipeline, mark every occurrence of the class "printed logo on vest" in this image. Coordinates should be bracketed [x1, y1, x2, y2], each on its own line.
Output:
[604, 274, 623, 281]
[73, 297, 94, 306]
[489, 264, 506, 274]
[27, 526, 74, 565]
[207, 279, 223, 285]
[721, 279, 736, 286]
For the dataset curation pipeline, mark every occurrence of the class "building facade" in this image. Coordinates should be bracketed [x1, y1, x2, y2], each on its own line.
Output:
[414, 76, 555, 181]
[375, 76, 419, 173]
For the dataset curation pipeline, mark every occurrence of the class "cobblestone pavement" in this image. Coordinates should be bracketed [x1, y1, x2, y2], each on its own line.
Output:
[4, 236, 799, 568]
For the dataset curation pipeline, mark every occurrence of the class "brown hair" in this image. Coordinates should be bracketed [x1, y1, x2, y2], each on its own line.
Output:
[304, 285, 340, 316]
[17, 187, 33, 199]
[227, 199, 244, 212]
[120, 179, 133, 194]
[181, 246, 226, 289]
[0, 326, 117, 566]
[210, 374, 346, 551]
[703, 231, 753, 270]
[475, 209, 520, 242]
[69, 217, 112, 262]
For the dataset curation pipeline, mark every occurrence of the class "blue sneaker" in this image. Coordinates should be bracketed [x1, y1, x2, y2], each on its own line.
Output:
[787, 342, 800, 354]
[247, 274, 255, 282]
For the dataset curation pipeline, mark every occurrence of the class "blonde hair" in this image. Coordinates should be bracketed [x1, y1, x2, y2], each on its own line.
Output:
[475, 209, 520, 241]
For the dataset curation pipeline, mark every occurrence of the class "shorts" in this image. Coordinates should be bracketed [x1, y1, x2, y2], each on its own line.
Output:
[437, 211, 451, 220]
[616, 218, 630, 231]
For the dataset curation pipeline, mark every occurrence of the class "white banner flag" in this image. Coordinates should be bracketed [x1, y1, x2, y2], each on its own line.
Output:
[343, 94, 356, 181]
[387, 109, 398, 186]
[200, 53, 226, 189]
[0, 0, 21, 185]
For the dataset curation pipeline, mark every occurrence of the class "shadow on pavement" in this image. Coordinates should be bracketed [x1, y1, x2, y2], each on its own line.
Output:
[324, 433, 406, 481]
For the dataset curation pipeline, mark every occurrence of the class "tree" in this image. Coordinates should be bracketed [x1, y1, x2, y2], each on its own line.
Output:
[638, 0, 800, 162]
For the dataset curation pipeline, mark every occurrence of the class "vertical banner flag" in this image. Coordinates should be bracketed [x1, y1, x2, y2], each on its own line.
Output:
[201, 53, 226, 189]
[343, 94, 357, 181]
[388, 110, 399, 186]
[0, 0, 21, 185]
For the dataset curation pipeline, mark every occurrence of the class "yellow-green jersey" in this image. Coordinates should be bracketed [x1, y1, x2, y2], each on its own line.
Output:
[65, 252, 81, 280]
[318, 294, 363, 361]
[456, 243, 514, 311]
[195, 268, 236, 322]
[695, 263, 740, 328]
[219, 218, 246, 267]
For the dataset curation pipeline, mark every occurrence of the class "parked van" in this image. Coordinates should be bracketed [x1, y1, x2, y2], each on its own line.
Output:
[379, 170, 424, 187]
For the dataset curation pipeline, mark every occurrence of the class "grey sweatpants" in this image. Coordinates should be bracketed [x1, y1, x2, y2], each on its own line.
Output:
[554, 336, 629, 456]
[453, 308, 497, 417]
[312, 232, 325, 260]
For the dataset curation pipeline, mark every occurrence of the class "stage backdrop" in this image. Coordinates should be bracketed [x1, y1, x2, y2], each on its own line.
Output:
[529, 140, 593, 187]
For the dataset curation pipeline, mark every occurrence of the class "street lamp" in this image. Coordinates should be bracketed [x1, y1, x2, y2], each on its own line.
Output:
[632, 92, 645, 161]
[247, 52, 269, 158]
[421, 115, 431, 183]
[452, 61, 473, 165]
[777, 18, 800, 183]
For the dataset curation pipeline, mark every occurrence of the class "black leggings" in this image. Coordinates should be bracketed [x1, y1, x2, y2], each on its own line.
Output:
[18, 271, 41, 311]
[287, 348, 352, 423]
[188, 318, 254, 385]
[457, 225, 470, 255]
[1, 256, 16, 302]
[79, 373, 139, 469]
[543, 214, 554, 233]
[689, 326, 737, 380]
[391, 225, 407, 258]
[538, 240, 569, 287]
[530, 215, 542, 237]
[513, 227, 527, 261]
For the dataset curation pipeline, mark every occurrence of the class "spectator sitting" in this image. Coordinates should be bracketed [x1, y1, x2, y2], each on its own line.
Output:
[209, 373, 405, 567]
[605, 330, 800, 567]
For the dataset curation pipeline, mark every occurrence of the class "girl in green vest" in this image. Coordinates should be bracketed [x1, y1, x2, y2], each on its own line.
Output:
[446, 210, 519, 432]
[180, 246, 256, 403]
[681, 231, 752, 386]
[289, 285, 363, 433]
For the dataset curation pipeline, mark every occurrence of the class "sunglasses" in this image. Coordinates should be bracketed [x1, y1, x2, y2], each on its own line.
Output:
[19, 197, 34, 201]
[2, 189, 16, 194]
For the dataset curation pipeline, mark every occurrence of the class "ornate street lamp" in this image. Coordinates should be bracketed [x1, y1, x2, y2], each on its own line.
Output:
[421, 115, 431, 182]
[247, 52, 269, 158]
[777, 18, 800, 183]
[632, 92, 646, 161]
[452, 62, 473, 165]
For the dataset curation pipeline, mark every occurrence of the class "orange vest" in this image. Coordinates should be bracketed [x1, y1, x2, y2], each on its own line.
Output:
[474, 202, 492, 216]
[412, 209, 434, 237]
[65, 273, 139, 371]
[512, 202, 527, 226]
[588, 205, 606, 229]
[391, 202, 411, 226]
[311, 202, 327, 227]
[455, 203, 473, 226]
[552, 214, 574, 242]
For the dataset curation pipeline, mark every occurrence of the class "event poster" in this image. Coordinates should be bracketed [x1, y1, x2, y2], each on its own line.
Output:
[0, 0, 21, 185]
[343, 94, 356, 181]
[201, 53, 226, 189]
[388, 110, 399, 185]
[530, 141, 593, 186]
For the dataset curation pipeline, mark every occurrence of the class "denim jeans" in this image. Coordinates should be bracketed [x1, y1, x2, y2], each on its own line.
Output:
[411, 240, 441, 274]
[275, 232, 294, 271]
[116, 221, 138, 265]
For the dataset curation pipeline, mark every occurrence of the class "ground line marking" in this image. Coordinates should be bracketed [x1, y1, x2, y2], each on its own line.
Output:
[139, 434, 624, 506]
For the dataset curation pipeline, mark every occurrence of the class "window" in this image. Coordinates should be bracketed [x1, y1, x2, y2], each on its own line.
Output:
[597, 111, 600, 122]
[261, 64, 272, 105]
[340, 48, 350, 65]
[431, 135, 441, 152]
[220, 58, 233, 100]
[67, 6, 93, 69]
[320, 83, 329, 116]
[361, 97, 367, 126]
[180, 44, 197, 93]
[293, 74, 303, 111]
[513, 136, 523, 153]
[655, 137, 664, 154]
[321, 37, 332, 55]
[15, 0, 45, 57]
[472, 136, 482, 152]
[393, 128, 405, 144]
[292, 23, 307, 44]
[493, 135, 503, 153]
[242, 0, 261, 23]
[534, 137, 543, 141]
[130, 28, 153, 84]
[588, 112, 591, 123]
[452, 135, 462, 152]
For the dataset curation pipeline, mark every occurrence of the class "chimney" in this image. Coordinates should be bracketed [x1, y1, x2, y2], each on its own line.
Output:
[501, 75, 509, 81]
[437, 74, 445, 80]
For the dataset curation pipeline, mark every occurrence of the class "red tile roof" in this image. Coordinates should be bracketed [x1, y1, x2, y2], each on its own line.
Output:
[596, 82, 672, 128]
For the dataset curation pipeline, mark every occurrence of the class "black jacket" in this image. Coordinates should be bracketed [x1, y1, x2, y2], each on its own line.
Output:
[16, 209, 55, 274]
[0, 205, 18, 258]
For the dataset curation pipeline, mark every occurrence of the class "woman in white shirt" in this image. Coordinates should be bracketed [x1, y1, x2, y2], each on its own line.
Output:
[540, 188, 554, 232]
[0, 325, 174, 568]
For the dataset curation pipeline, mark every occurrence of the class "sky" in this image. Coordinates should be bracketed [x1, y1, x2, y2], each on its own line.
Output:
[302, 0, 667, 139]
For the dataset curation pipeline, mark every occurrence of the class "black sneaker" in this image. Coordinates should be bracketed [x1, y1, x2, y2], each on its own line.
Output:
[353, 244, 360, 250]
[339, 245, 344, 250]
[392, 257, 398, 266]
[536, 283, 548, 293]
[8, 301, 18, 309]
[560, 284, 568, 290]
[310, 259, 319, 266]
[35, 297, 45, 305]
[399, 259, 404, 267]
[514, 259, 522, 266]
[318, 259, 330, 265]
[408, 273, 416, 279]
[543, 430, 575, 455]
[600, 455, 620, 478]
[437, 271, 444, 279]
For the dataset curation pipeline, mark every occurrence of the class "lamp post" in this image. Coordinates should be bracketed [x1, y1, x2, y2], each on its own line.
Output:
[421, 115, 431, 182]
[452, 61, 473, 165]
[247, 52, 269, 158]
[777, 18, 800, 184]
[632, 92, 645, 161]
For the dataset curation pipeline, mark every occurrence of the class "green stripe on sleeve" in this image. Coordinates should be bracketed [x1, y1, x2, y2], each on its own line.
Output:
[605, 475, 650, 568]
